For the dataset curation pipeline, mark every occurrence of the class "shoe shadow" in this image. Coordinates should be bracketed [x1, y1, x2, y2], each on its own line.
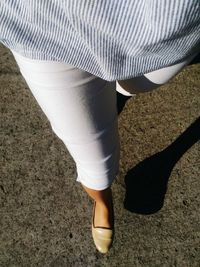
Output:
[123, 116, 200, 215]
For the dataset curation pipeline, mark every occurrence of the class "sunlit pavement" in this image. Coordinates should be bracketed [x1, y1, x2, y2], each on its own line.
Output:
[0, 44, 199, 267]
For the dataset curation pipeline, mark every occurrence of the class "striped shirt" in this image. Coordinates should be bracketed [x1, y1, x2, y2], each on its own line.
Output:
[0, 0, 200, 81]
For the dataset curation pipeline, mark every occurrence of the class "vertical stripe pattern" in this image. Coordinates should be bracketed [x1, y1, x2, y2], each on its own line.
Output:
[0, 0, 200, 81]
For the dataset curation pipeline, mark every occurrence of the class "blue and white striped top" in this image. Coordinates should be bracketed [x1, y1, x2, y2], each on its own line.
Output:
[0, 0, 200, 81]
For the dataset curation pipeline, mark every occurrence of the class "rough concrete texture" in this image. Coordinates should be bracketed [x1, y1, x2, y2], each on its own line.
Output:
[0, 43, 200, 267]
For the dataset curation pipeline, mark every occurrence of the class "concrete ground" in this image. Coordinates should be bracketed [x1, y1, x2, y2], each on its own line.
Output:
[0, 43, 199, 267]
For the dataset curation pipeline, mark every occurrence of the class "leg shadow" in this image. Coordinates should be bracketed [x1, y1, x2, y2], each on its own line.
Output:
[116, 91, 132, 115]
[123, 116, 200, 214]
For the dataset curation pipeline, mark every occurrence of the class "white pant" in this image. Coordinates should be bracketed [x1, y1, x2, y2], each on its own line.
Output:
[10, 49, 197, 190]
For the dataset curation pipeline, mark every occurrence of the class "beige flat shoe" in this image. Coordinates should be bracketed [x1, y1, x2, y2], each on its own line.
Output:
[92, 201, 114, 253]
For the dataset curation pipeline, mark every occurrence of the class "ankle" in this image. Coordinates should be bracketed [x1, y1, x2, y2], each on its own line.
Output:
[94, 200, 114, 228]
[96, 198, 113, 211]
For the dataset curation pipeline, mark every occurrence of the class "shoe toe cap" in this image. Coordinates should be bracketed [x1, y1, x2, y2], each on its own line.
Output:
[92, 227, 113, 253]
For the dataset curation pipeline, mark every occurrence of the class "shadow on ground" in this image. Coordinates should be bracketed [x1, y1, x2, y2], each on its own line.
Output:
[124, 116, 200, 214]
[1, 44, 200, 266]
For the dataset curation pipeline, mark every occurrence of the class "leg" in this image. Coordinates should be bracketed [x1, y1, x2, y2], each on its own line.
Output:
[81, 183, 114, 228]
[11, 50, 120, 230]
[116, 52, 199, 95]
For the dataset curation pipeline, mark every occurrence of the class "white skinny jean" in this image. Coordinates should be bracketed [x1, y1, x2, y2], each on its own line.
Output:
[10, 49, 197, 190]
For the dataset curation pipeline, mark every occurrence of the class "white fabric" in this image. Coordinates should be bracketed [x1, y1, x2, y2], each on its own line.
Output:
[11, 49, 120, 190]
[144, 52, 198, 84]
[1, 1, 200, 81]
[10, 48, 196, 190]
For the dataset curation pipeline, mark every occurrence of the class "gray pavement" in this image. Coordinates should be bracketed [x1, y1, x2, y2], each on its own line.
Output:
[0, 43, 200, 267]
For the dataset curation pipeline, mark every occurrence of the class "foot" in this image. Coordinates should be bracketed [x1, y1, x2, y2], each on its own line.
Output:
[94, 200, 114, 229]
[92, 200, 114, 253]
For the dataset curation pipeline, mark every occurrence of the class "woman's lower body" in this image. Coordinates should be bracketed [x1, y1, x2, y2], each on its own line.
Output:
[10, 49, 198, 253]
